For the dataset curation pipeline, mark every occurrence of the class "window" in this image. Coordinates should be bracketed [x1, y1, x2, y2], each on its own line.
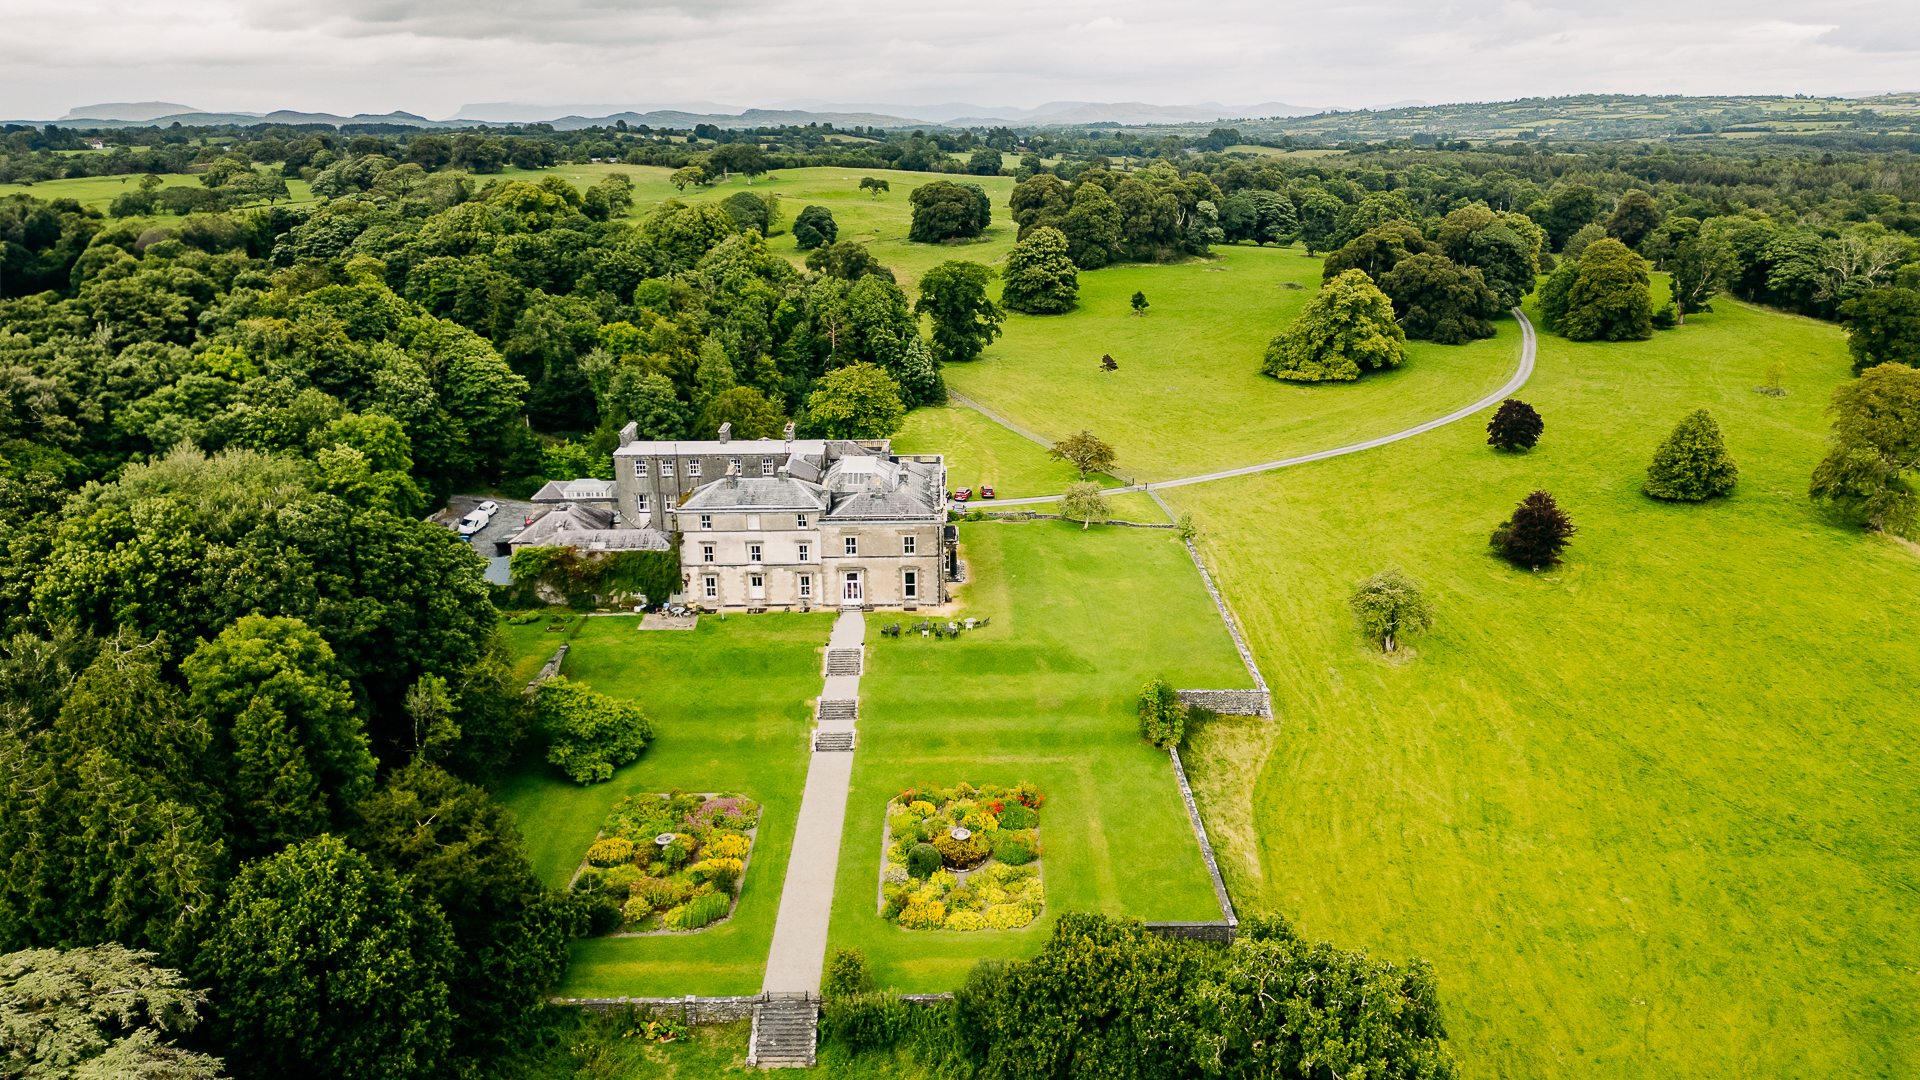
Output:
[703, 576, 717, 599]
[700, 514, 712, 531]
[904, 570, 918, 599]
[702, 545, 714, 563]
[799, 574, 812, 598]
[687, 459, 701, 478]
[730, 456, 741, 470]
[796, 514, 808, 528]
[844, 536, 858, 556]
[637, 494, 649, 512]
[661, 460, 674, 478]
[762, 457, 775, 476]
[749, 544, 762, 563]
[797, 543, 810, 563]
[902, 535, 916, 554]
[747, 515, 760, 531]
[633, 460, 648, 478]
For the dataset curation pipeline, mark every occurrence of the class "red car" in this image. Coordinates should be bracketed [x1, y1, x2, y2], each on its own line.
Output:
[980, 486, 995, 499]
[954, 487, 972, 502]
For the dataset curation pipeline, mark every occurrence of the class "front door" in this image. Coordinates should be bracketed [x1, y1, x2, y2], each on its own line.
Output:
[749, 574, 765, 601]
[843, 571, 862, 602]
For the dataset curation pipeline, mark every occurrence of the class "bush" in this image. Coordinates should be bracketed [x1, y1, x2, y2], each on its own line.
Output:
[708, 834, 750, 859]
[622, 894, 653, 926]
[907, 800, 935, 818]
[899, 898, 948, 930]
[1000, 227, 1078, 314]
[992, 832, 1041, 865]
[1138, 676, 1187, 748]
[960, 809, 999, 832]
[794, 205, 837, 250]
[538, 676, 653, 784]
[1645, 408, 1739, 501]
[585, 837, 635, 867]
[824, 948, 875, 1000]
[881, 884, 911, 920]
[907, 842, 941, 879]
[934, 833, 991, 870]
[821, 992, 914, 1053]
[983, 903, 1037, 930]
[945, 910, 988, 931]
[1490, 490, 1576, 567]
[996, 803, 1037, 829]
[1486, 398, 1544, 451]
[666, 891, 730, 930]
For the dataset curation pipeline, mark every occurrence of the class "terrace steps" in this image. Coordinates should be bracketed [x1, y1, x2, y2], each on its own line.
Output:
[816, 699, 858, 723]
[812, 730, 855, 752]
[824, 648, 863, 676]
[748, 995, 817, 1068]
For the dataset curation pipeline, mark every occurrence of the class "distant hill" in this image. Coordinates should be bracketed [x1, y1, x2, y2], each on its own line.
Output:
[60, 101, 204, 122]
[56, 109, 463, 130]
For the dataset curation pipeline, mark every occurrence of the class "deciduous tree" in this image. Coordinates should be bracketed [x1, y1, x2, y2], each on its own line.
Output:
[1348, 567, 1435, 653]
[1838, 287, 1920, 374]
[1486, 398, 1544, 451]
[804, 363, 906, 440]
[536, 675, 653, 784]
[1645, 409, 1739, 500]
[1000, 227, 1078, 314]
[1262, 269, 1407, 382]
[1809, 362, 1920, 532]
[1048, 430, 1116, 479]
[793, 205, 837, 250]
[1548, 238, 1652, 341]
[1377, 253, 1502, 344]
[1490, 490, 1576, 567]
[916, 261, 1003, 364]
[1060, 481, 1110, 530]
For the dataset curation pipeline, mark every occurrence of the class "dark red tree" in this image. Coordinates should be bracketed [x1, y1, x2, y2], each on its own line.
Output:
[1491, 490, 1575, 566]
[1486, 398, 1544, 451]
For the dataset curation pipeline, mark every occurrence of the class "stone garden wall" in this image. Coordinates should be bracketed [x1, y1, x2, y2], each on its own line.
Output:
[554, 994, 769, 1023]
[1176, 688, 1271, 718]
[1145, 921, 1238, 944]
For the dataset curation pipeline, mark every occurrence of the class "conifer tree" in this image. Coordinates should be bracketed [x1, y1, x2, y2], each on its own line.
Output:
[1645, 408, 1739, 500]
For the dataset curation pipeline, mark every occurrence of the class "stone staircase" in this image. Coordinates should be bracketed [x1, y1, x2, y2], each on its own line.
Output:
[812, 730, 855, 752]
[824, 648, 863, 676]
[816, 699, 858, 723]
[748, 994, 818, 1069]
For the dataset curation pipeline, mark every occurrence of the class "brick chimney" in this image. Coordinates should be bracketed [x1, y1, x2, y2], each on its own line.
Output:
[717, 422, 732, 445]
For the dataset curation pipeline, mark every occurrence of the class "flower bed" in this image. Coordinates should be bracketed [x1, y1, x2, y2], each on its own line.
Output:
[878, 782, 1045, 932]
[569, 790, 761, 935]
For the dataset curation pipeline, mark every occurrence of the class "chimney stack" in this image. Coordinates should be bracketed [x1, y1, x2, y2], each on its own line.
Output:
[783, 421, 795, 455]
[717, 422, 732, 445]
[618, 421, 637, 448]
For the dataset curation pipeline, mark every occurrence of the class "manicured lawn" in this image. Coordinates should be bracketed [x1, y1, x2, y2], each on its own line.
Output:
[941, 245, 1522, 481]
[497, 612, 833, 996]
[829, 519, 1251, 991]
[893, 404, 1121, 499]
[1166, 294, 1920, 1080]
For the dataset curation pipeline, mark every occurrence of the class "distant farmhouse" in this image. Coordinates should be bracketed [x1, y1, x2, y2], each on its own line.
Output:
[509, 421, 954, 610]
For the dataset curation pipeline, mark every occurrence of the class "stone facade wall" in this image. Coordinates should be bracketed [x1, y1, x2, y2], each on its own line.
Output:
[1177, 689, 1272, 718]
[1145, 921, 1238, 944]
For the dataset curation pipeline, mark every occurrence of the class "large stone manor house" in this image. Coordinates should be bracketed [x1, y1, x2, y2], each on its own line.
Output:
[545, 421, 955, 610]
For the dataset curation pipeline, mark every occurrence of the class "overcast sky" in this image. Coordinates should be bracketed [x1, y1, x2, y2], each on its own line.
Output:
[2, 0, 1916, 120]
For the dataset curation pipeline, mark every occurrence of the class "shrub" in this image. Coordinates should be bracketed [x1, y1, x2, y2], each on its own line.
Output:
[887, 811, 919, 835]
[1645, 408, 1738, 501]
[661, 834, 693, 867]
[934, 833, 991, 870]
[883, 862, 909, 885]
[538, 676, 653, 784]
[1138, 677, 1187, 748]
[899, 899, 948, 930]
[961, 810, 999, 833]
[881, 884, 910, 920]
[996, 804, 1037, 830]
[824, 948, 875, 1000]
[1017, 880, 1046, 912]
[585, 837, 635, 867]
[628, 877, 686, 913]
[907, 843, 941, 879]
[946, 910, 988, 932]
[622, 894, 653, 925]
[1010, 783, 1045, 810]
[708, 834, 750, 859]
[690, 857, 744, 893]
[666, 891, 731, 930]
[907, 800, 935, 818]
[821, 992, 913, 1053]
[992, 832, 1041, 865]
[984, 903, 1037, 930]
[1486, 398, 1544, 451]
[1490, 490, 1577, 567]
[947, 886, 979, 913]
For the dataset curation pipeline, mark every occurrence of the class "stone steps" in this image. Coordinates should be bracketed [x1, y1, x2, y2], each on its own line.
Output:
[749, 997, 817, 1068]
[813, 731, 854, 752]
[816, 699, 858, 723]
[824, 648, 863, 676]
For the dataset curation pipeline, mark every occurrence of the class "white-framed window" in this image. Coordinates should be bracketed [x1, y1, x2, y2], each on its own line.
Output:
[633, 460, 648, 478]
[700, 514, 712, 530]
[799, 574, 812, 598]
[844, 536, 857, 556]
[703, 576, 717, 599]
[797, 543, 810, 562]
[749, 544, 762, 563]
[702, 544, 714, 563]
[661, 460, 674, 478]
[796, 514, 808, 528]
[730, 456, 741, 470]
[762, 457, 775, 476]
[747, 515, 761, 531]
[903, 535, 916, 554]
[749, 573, 764, 590]
[637, 494, 649, 512]
[903, 570, 918, 599]
[687, 459, 701, 477]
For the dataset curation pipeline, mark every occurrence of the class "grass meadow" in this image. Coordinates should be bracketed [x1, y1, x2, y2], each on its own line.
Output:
[1162, 292, 1919, 1080]
[828, 519, 1250, 992]
[941, 244, 1523, 481]
[496, 612, 832, 996]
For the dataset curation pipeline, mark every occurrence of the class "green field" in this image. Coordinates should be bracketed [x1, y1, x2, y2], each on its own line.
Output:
[826, 519, 1249, 991]
[941, 244, 1523, 481]
[1160, 294, 1919, 1080]
[892, 404, 1123, 498]
[496, 611, 833, 996]
[6, 170, 316, 213]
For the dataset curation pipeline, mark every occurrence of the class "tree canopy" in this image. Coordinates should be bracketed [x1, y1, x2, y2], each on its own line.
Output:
[1001, 228, 1078, 314]
[1263, 269, 1407, 381]
[916, 261, 1003, 364]
[803, 363, 906, 440]
[1645, 409, 1739, 500]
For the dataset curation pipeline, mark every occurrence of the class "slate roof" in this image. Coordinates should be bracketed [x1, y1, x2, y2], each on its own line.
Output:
[821, 455, 943, 521]
[532, 478, 616, 503]
[509, 504, 670, 551]
[673, 476, 831, 513]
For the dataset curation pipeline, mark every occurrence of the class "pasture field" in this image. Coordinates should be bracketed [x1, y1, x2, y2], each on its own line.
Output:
[828, 519, 1249, 991]
[1161, 293, 1919, 1080]
[892, 404, 1123, 499]
[5, 170, 315, 212]
[941, 244, 1523, 481]
[496, 612, 832, 996]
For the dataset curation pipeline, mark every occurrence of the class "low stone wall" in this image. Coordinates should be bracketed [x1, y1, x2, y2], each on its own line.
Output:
[975, 512, 1174, 529]
[553, 994, 769, 1023]
[1177, 688, 1272, 718]
[1146, 921, 1238, 945]
[1168, 744, 1239, 928]
[524, 644, 568, 694]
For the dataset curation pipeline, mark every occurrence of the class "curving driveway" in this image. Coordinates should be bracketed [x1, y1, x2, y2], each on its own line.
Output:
[972, 307, 1538, 507]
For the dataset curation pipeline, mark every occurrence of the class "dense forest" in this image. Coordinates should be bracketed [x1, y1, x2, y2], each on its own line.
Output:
[1, 115, 1918, 1075]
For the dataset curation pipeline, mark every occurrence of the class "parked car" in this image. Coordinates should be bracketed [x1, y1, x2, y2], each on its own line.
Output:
[476, 500, 500, 516]
[954, 488, 972, 502]
[980, 486, 995, 499]
[456, 510, 490, 536]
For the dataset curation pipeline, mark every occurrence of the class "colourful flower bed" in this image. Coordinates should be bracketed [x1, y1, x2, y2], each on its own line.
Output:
[878, 782, 1045, 932]
[571, 790, 761, 934]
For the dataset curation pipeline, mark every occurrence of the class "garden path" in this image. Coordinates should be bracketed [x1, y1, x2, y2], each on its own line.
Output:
[761, 610, 864, 993]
